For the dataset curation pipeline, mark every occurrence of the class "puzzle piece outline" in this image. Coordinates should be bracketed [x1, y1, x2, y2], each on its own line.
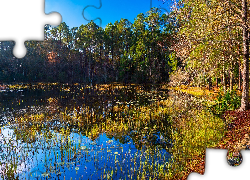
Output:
[0, 0, 61, 59]
[82, 0, 169, 28]
[188, 149, 249, 180]
[82, 0, 102, 27]
[150, 0, 169, 15]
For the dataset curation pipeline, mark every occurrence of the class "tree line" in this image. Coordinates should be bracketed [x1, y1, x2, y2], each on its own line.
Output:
[0, 8, 174, 85]
[2, 0, 250, 109]
[170, 0, 250, 110]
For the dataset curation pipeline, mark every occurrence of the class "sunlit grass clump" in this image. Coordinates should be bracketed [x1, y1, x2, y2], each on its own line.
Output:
[168, 85, 218, 100]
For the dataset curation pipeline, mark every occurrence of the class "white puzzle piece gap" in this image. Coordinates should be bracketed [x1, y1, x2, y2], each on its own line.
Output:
[0, 0, 61, 58]
[188, 149, 249, 180]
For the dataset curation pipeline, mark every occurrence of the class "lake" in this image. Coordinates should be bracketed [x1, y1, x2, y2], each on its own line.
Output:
[0, 83, 172, 179]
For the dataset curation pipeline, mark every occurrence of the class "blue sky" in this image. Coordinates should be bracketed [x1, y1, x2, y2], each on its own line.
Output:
[45, 0, 173, 28]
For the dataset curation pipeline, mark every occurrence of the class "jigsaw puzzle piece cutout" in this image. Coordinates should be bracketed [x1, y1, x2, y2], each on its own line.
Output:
[150, 0, 169, 15]
[188, 149, 249, 180]
[82, 0, 102, 27]
[0, 0, 61, 58]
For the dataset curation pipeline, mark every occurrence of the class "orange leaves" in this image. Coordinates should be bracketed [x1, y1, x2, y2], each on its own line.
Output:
[217, 110, 250, 152]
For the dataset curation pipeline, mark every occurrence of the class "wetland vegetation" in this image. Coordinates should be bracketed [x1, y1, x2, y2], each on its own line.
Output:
[0, 83, 226, 180]
[1, 0, 250, 179]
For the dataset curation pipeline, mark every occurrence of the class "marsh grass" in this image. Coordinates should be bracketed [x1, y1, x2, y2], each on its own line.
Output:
[0, 83, 226, 180]
[163, 90, 225, 179]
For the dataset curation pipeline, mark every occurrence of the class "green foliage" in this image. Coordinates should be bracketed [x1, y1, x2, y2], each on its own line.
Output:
[0, 7, 175, 84]
[162, 92, 225, 179]
[173, 0, 243, 92]
[211, 88, 241, 115]
[168, 52, 178, 73]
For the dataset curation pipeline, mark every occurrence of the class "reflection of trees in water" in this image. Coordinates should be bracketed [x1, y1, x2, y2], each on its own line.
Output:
[0, 83, 168, 114]
[0, 123, 170, 179]
[0, 84, 171, 179]
[10, 87, 171, 150]
[0, 128, 33, 180]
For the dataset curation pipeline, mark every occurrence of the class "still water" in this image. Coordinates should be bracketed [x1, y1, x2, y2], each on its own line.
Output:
[0, 83, 171, 179]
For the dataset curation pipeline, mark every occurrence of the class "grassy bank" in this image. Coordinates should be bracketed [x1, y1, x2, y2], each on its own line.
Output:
[166, 84, 250, 179]
[162, 89, 226, 179]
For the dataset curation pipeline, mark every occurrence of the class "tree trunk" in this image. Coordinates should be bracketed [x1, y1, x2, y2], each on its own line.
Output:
[208, 77, 212, 91]
[229, 70, 233, 92]
[240, 0, 249, 111]
[223, 68, 226, 93]
[238, 62, 242, 90]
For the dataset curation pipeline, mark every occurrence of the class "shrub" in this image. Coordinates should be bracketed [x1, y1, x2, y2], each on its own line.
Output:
[211, 88, 241, 115]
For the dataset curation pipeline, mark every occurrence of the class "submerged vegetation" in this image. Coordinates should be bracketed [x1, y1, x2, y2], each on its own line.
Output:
[0, 83, 226, 179]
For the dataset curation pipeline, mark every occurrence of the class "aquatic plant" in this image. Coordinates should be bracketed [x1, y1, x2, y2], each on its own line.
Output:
[0, 83, 226, 179]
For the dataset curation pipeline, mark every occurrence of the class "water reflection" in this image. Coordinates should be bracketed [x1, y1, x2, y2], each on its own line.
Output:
[0, 84, 171, 179]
